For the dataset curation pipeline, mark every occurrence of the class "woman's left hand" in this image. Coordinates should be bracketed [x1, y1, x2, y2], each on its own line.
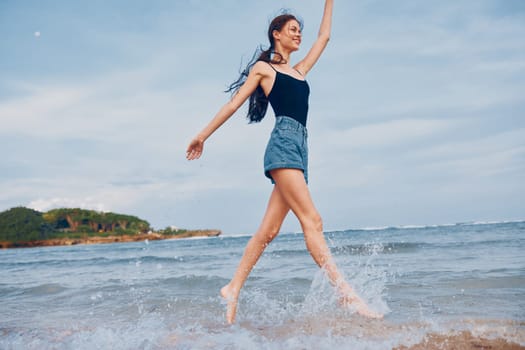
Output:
[186, 137, 204, 160]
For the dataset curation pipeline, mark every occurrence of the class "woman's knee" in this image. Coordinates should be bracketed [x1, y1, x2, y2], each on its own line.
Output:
[302, 213, 323, 233]
[264, 226, 280, 244]
[254, 224, 280, 245]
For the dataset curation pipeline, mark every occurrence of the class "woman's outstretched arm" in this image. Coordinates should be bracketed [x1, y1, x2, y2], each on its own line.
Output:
[295, 0, 333, 76]
[186, 63, 266, 160]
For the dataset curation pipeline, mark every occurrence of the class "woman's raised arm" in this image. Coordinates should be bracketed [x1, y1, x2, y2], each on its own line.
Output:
[295, 0, 333, 76]
[186, 63, 266, 160]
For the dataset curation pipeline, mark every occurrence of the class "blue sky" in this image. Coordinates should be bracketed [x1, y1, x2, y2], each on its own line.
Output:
[1, 0, 524, 234]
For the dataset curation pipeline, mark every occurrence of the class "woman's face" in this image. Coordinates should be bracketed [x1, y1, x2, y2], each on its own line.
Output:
[276, 19, 302, 51]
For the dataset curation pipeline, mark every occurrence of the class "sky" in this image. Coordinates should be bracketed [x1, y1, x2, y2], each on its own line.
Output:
[1, 0, 524, 235]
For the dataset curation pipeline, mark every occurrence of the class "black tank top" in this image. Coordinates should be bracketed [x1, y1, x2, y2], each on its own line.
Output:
[267, 63, 310, 127]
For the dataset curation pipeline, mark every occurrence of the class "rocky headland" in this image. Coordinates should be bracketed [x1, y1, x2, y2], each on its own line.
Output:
[0, 207, 221, 249]
[0, 230, 221, 249]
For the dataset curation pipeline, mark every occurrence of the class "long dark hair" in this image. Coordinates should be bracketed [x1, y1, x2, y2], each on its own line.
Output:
[226, 13, 303, 123]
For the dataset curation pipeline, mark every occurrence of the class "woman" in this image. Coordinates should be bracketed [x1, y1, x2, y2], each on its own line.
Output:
[186, 0, 382, 324]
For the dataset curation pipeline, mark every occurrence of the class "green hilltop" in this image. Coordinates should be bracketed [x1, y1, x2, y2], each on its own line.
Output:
[0, 207, 151, 243]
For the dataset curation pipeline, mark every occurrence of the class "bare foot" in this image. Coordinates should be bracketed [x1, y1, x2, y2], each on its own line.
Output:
[337, 284, 383, 319]
[220, 284, 238, 324]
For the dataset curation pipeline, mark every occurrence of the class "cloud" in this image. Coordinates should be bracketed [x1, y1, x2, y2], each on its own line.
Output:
[28, 197, 107, 213]
[0, 0, 524, 232]
[324, 118, 455, 150]
[405, 128, 525, 178]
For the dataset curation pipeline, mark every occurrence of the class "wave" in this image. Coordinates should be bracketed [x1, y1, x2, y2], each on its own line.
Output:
[220, 231, 302, 239]
[330, 237, 520, 256]
[0, 255, 212, 270]
[332, 242, 423, 255]
[259, 242, 424, 257]
[328, 219, 525, 234]
[0, 256, 112, 268]
[465, 219, 525, 226]
[267, 248, 310, 257]
[264, 238, 518, 258]
[220, 219, 525, 238]
[437, 275, 525, 290]
[167, 235, 220, 241]
[21, 283, 69, 297]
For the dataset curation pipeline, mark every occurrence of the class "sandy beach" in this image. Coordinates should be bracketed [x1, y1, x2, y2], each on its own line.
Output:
[396, 330, 525, 350]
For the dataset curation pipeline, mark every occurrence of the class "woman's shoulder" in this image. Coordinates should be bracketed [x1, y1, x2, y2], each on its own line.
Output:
[252, 60, 274, 76]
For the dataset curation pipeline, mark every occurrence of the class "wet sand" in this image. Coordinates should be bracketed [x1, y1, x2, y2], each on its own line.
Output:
[396, 331, 525, 350]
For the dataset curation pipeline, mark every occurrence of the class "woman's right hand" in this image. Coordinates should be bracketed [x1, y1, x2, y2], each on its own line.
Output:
[186, 137, 204, 160]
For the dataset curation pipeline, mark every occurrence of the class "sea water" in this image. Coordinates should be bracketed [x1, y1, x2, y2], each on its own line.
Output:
[1, 221, 524, 349]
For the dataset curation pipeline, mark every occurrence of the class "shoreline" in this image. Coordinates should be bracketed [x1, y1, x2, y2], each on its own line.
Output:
[394, 330, 525, 350]
[0, 230, 221, 249]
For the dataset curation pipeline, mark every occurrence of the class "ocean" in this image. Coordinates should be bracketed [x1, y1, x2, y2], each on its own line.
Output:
[1, 221, 524, 349]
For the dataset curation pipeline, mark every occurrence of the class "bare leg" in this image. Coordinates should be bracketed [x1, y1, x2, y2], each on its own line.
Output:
[271, 168, 382, 319]
[220, 186, 290, 324]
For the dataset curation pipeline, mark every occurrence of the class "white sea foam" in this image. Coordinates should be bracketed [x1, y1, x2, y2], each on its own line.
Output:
[340, 219, 525, 233]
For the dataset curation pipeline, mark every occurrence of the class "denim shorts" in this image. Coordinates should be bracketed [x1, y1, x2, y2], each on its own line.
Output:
[264, 116, 308, 184]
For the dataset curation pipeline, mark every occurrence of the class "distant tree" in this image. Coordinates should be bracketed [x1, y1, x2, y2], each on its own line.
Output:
[159, 226, 187, 236]
[0, 207, 54, 242]
[43, 208, 148, 233]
